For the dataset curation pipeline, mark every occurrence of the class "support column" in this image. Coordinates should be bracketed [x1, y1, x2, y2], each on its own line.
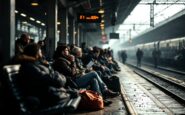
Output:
[76, 25, 80, 46]
[81, 30, 84, 43]
[0, 0, 15, 67]
[59, 8, 68, 44]
[73, 19, 76, 44]
[74, 21, 78, 45]
[46, 0, 58, 59]
[79, 29, 82, 44]
[129, 29, 132, 43]
[68, 16, 75, 45]
[150, 3, 154, 27]
[73, 20, 76, 44]
[83, 30, 87, 44]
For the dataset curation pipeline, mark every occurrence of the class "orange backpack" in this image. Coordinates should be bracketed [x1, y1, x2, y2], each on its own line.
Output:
[78, 90, 104, 110]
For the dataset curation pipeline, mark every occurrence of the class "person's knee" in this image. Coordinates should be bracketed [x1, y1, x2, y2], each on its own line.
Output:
[90, 78, 102, 94]
[91, 78, 97, 83]
[90, 71, 99, 77]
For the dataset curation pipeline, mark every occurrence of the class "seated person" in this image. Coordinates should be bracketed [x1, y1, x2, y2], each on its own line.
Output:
[13, 34, 48, 65]
[52, 45, 119, 98]
[99, 49, 120, 72]
[71, 46, 92, 73]
[90, 47, 113, 77]
[17, 43, 77, 108]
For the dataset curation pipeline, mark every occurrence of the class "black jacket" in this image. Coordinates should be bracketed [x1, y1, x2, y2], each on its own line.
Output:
[18, 61, 69, 107]
[53, 56, 77, 78]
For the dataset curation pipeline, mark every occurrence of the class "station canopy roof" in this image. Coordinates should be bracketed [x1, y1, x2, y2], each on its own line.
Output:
[16, 0, 141, 31]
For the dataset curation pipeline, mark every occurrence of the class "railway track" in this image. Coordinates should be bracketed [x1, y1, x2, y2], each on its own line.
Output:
[127, 63, 185, 105]
[141, 61, 185, 76]
[117, 63, 185, 114]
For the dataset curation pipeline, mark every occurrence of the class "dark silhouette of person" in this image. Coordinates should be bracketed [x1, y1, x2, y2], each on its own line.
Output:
[121, 50, 127, 64]
[136, 48, 143, 67]
[179, 46, 185, 69]
[15, 33, 31, 55]
[152, 48, 161, 68]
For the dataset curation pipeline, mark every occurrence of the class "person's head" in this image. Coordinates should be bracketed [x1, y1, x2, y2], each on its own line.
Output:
[20, 33, 30, 45]
[99, 49, 105, 56]
[88, 47, 93, 52]
[23, 43, 42, 59]
[81, 42, 86, 48]
[93, 47, 100, 57]
[54, 45, 69, 59]
[38, 40, 44, 47]
[72, 47, 82, 58]
[70, 44, 76, 52]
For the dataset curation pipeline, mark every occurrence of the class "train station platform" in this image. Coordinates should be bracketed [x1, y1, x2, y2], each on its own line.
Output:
[64, 62, 185, 115]
[119, 62, 185, 115]
[1, 61, 185, 115]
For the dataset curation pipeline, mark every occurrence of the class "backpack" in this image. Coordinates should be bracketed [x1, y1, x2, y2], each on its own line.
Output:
[103, 76, 121, 92]
[78, 90, 104, 110]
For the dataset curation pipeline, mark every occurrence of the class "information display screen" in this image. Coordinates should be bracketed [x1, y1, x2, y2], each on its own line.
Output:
[77, 13, 101, 23]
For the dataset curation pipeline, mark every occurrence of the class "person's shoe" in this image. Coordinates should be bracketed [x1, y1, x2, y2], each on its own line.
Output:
[111, 70, 117, 74]
[103, 99, 112, 106]
[104, 89, 119, 98]
[115, 68, 121, 71]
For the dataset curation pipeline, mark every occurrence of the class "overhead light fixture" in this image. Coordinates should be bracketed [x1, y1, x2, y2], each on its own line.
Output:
[98, 9, 104, 14]
[41, 23, 45, 26]
[57, 22, 61, 25]
[101, 26, 104, 30]
[100, 23, 104, 27]
[20, 13, 27, 17]
[29, 17, 35, 21]
[31, 0, 39, 6]
[36, 20, 41, 24]
[22, 21, 28, 24]
[15, 10, 18, 13]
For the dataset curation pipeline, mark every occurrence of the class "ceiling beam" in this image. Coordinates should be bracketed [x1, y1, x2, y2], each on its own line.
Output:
[139, 2, 185, 5]
[119, 23, 150, 25]
[116, 0, 141, 25]
[59, 0, 90, 8]
[59, 0, 67, 7]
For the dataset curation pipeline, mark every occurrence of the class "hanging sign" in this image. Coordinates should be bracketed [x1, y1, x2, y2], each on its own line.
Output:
[77, 13, 101, 23]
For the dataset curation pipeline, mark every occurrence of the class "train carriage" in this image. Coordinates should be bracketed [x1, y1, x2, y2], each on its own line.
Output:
[123, 36, 185, 70]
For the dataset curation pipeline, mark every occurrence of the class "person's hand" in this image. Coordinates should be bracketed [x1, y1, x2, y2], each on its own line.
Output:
[81, 71, 85, 75]
[42, 60, 49, 65]
[68, 55, 75, 62]
[86, 67, 93, 72]
[67, 88, 79, 98]
[101, 65, 105, 70]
